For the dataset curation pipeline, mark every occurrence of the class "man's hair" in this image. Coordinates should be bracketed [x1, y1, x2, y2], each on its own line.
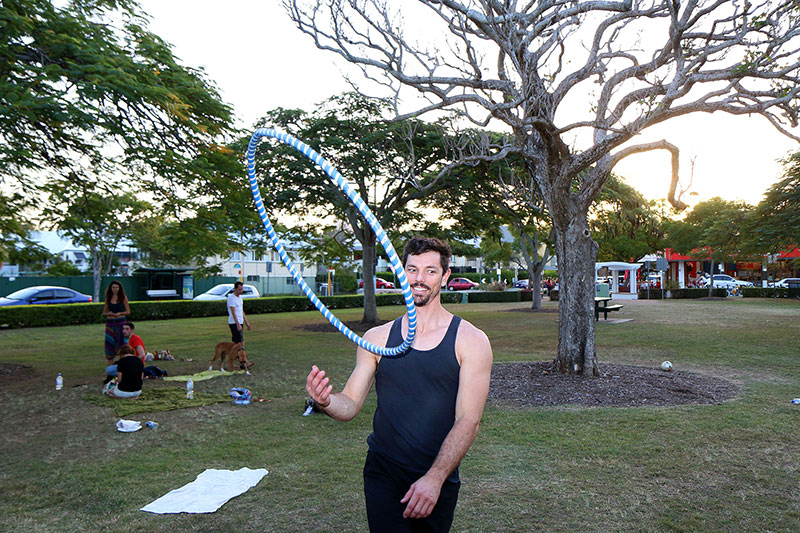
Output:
[233, 281, 244, 289]
[123, 322, 134, 330]
[402, 236, 452, 272]
[118, 345, 135, 356]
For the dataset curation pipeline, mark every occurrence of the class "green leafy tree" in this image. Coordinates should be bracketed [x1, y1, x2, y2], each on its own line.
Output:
[1, 0, 235, 191]
[2, 0, 253, 270]
[747, 152, 800, 254]
[46, 258, 82, 276]
[250, 93, 455, 323]
[670, 198, 753, 296]
[41, 180, 153, 300]
[433, 152, 554, 308]
[0, 192, 50, 265]
[591, 176, 669, 262]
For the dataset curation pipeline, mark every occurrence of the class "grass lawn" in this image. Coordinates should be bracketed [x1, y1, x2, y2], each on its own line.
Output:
[0, 298, 799, 531]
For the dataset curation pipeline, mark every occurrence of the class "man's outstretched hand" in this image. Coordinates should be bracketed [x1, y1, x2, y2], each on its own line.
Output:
[306, 365, 332, 408]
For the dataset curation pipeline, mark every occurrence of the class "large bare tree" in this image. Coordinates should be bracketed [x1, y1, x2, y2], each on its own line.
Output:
[287, 0, 800, 375]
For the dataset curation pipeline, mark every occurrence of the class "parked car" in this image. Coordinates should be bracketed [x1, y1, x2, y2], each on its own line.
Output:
[513, 279, 529, 289]
[447, 277, 479, 291]
[710, 274, 754, 289]
[775, 277, 800, 288]
[0, 286, 92, 306]
[193, 283, 260, 301]
[358, 277, 395, 289]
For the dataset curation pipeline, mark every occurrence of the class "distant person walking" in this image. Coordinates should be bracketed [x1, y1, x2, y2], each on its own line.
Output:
[102, 281, 129, 366]
[227, 281, 251, 344]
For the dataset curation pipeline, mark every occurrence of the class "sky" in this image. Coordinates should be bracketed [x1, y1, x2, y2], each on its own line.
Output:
[138, 0, 799, 210]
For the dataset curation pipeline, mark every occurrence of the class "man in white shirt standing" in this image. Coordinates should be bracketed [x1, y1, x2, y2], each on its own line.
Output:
[227, 281, 251, 344]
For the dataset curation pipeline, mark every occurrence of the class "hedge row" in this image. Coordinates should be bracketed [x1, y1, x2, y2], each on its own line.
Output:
[742, 287, 789, 298]
[466, 291, 522, 303]
[0, 293, 434, 329]
[638, 288, 729, 299]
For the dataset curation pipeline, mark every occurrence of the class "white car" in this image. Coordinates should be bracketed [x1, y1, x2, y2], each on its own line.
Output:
[193, 283, 260, 301]
[710, 274, 753, 289]
[775, 277, 800, 288]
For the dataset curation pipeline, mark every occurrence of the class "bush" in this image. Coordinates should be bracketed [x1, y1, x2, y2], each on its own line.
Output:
[440, 293, 462, 305]
[638, 288, 727, 299]
[466, 291, 522, 303]
[742, 287, 789, 298]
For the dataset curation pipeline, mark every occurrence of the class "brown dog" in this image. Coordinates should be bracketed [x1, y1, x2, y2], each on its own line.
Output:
[209, 341, 254, 373]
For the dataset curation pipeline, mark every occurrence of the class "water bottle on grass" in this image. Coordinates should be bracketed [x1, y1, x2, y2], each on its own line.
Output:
[56, 373, 63, 391]
[186, 378, 194, 399]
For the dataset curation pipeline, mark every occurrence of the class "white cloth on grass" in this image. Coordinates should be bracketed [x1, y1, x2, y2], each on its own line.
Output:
[116, 419, 141, 432]
[140, 468, 268, 514]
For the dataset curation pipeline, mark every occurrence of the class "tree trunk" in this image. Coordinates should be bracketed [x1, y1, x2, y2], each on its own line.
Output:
[530, 265, 543, 309]
[92, 251, 102, 302]
[553, 217, 600, 376]
[708, 260, 715, 297]
[518, 231, 544, 310]
[361, 226, 379, 324]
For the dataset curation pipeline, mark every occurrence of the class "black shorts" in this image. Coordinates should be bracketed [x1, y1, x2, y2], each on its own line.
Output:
[229, 323, 244, 344]
[363, 451, 460, 532]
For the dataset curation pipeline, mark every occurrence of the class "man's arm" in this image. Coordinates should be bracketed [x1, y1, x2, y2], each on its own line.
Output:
[242, 306, 251, 330]
[134, 344, 145, 360]
[401, 322, 493, 519]
[305, 324, 390, 422]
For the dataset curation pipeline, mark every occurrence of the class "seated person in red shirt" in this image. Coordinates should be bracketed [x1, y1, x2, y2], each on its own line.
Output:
[108, 345, 144, 399]
[123, 322, 146, 362]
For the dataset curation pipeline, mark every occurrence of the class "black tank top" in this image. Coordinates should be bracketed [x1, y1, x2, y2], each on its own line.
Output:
[367, 315, 462, 483]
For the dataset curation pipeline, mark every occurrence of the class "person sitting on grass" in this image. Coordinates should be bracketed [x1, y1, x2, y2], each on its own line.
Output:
[104, 322, 147, 383]
[108, 345, 144, 399]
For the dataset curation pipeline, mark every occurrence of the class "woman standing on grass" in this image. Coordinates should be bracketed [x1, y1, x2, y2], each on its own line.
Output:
[102, 281, 129, 366]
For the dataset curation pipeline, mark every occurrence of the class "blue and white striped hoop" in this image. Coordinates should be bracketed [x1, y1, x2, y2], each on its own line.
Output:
[245, 128, 416, 356]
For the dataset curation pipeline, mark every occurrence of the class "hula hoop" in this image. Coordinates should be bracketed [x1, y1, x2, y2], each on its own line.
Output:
[245, 128, 416, 356]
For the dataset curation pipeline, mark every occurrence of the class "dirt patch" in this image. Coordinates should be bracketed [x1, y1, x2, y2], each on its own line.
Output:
[296, 319, 390, 334]
[0, 363, 36, 383]
[489, 361, 737, 408]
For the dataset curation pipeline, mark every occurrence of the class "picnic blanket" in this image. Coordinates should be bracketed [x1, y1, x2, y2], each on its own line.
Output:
[141, 468, 268, 514]
[85, 388, 230, 417]
[164, 369, 245, 382]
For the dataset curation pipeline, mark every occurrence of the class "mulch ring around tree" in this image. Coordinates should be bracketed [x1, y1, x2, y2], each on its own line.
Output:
[490, 361, 738, 408]
[296, 320, 390, 334]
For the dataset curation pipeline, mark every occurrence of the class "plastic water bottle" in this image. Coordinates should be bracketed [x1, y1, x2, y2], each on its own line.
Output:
[145, 421, 159, 429]
[186, 378, 194, 399]
[791, 398, 800, 405]
[56, 373, 63, 391]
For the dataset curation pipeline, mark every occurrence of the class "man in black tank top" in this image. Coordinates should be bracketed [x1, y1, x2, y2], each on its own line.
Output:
[306, 237, 493, 532]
